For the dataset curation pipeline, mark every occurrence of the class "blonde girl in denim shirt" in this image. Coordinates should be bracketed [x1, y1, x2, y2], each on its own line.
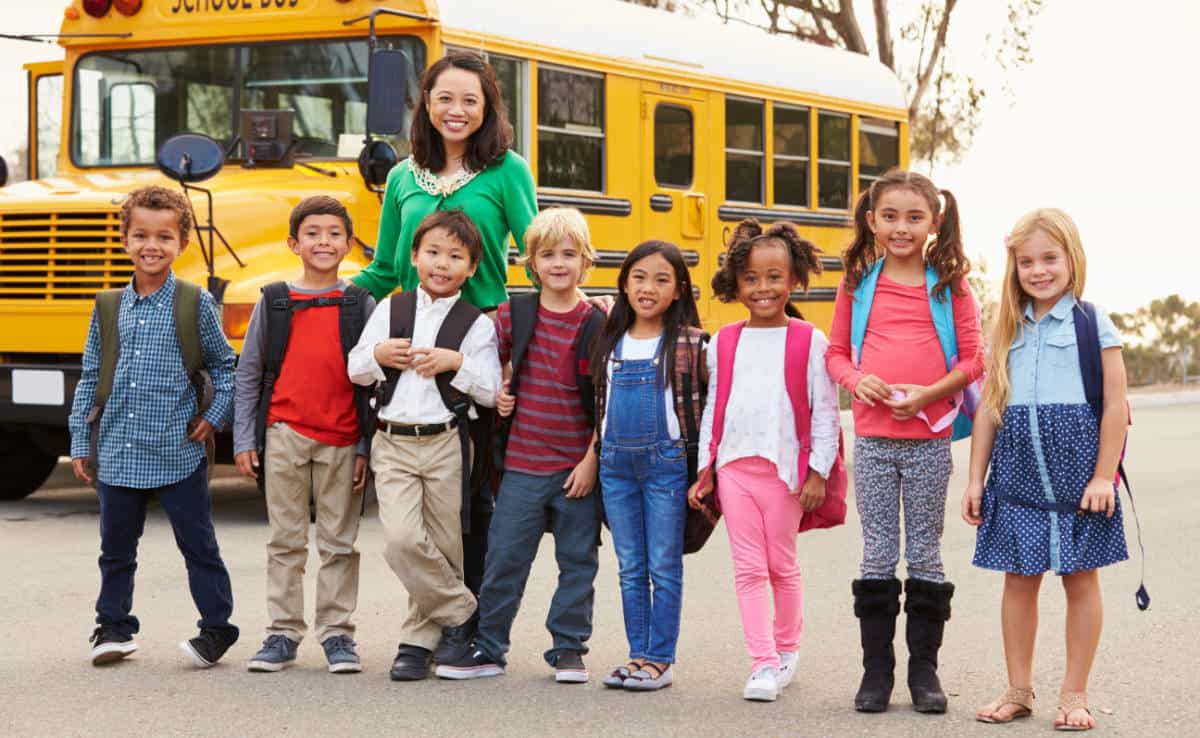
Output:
[962, 208, 1129, 731]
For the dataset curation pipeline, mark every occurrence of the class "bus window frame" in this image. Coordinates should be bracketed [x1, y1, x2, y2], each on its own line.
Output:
[535, 62, 606, 194]
[857, 116, 900, 192]
[771, 101, 810, 209]
[68, 34, 425, 170]
[816, 108, 852, 211]
[28, 67, 64, 181]
[653, 102, 694, 190]
[724, 94, 765, 205]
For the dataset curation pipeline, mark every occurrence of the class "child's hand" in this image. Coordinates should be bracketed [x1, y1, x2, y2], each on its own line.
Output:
[410, 347, 463, 378]
[564, 448, 597, 499]
[496, 380, 516, 417]
[883, 384, 930, 420]
[234, 450, 259, 480]
[796, 469, 826, 512]
[854, 374, 892, 407]
[188, 417, 215, 442]
[353, 455, 369, 494]
[1079, 476, 1116, 517]
[71, 457, 93, 484]
[688, 474, 714, 510]
[961, 481, 984, 526]
[374, 338, 412, 370]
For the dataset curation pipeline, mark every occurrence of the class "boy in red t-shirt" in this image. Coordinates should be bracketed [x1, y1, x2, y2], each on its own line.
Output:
[437, 207, 604, 684]
[233, 196, 373, 674]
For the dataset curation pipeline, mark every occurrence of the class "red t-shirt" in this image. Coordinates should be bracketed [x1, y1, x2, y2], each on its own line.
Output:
[267, 288, 359, 447]
[495, 299, 592, 475]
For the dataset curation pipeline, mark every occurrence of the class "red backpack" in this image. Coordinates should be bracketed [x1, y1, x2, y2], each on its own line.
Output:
[697, 318, 849, 535]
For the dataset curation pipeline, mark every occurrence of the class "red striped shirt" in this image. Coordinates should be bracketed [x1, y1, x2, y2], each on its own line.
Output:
[496, 299, 592, 475]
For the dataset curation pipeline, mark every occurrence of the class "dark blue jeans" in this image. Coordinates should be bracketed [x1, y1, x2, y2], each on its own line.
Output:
[475, 469, 600, 667]
[95, 460, 237, 638]
[599, 441, 688, 664]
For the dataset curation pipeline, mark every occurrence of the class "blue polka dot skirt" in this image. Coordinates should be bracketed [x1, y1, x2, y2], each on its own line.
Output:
[973, 403, 1128, 576]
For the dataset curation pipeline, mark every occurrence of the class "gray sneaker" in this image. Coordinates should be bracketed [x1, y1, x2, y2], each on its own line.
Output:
[247, 634, 299, 673]
[322, 635, 362, 674]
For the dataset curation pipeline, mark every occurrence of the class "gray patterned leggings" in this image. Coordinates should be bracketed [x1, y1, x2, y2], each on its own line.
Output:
[854, 436, 954, 583]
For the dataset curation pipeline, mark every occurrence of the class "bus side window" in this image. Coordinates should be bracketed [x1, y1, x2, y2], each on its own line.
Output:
[859, 117, 899, 192]
[817, 110, 851, 209]
[35, 74, 63, 179]
[773, 103, 809, 207]
[725, 97, 763, 203]
[654, 104, 693, 189]
[537, 65, 604, 192]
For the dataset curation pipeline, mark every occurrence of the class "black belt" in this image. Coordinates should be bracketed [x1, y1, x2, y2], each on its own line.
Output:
[377, 417, 459, 437]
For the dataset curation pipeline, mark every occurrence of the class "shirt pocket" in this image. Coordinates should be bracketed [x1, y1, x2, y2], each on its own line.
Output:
[1045, 329, 1079, 368]
[1006, 333, 1030, 374]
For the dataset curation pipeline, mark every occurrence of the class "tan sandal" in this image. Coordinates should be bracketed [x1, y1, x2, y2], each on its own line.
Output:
[976, 686, 1035, 723]
[1054, 692, 1094, 731]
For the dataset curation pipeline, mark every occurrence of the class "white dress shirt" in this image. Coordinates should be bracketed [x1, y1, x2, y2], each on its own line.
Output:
[697, 325, 840, 490]
[347, 287, 501, 424]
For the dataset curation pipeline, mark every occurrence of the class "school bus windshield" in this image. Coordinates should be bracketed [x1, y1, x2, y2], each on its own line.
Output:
[71, 35, 425, 167]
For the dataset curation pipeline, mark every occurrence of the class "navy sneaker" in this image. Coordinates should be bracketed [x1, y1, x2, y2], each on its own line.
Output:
[433, 609, 478, 664]
[180, 627, 238, 669]
[321, 635, 362, 674]
[247, 634, 299, 673]
[435, 647, 505, 680]
[89, 626, 137, 666]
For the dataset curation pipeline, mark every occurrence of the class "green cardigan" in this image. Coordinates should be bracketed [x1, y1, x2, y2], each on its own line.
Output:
[354, 151, 538, 309]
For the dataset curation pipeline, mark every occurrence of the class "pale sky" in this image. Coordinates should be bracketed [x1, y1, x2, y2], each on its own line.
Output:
[0, 0, 1195, 313]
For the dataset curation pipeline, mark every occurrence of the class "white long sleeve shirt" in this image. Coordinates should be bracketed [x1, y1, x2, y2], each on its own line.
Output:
[347, 288, 501, 424]
[697, 325, 840, 490]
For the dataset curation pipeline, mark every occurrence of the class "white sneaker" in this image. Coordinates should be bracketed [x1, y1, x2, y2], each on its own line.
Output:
[777, 651, 799, 689]
[743, 666, 779, 702]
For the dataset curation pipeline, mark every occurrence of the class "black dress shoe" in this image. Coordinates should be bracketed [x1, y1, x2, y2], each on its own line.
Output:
[390, 643, 432, 681]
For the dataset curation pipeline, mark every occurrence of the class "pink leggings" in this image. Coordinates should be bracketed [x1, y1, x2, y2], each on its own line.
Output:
[716, 456, 805, 670]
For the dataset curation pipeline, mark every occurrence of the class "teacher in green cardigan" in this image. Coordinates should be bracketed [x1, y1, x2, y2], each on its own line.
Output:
[354, 51, 538, 311]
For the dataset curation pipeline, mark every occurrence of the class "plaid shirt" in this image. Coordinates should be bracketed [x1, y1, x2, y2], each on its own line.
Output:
[69, 272, 235, 488]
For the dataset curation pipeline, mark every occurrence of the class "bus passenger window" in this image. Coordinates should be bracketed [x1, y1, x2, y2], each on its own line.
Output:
[537, 65, 604, 191]
[35, 75, 63, 179]
[654, 104, 693, 188]
[773, 104, 809, 207]
[817, 111, 850, 209]
[725, 97, 763, 203]
[490, 55, 526, 157]
[859, 118, 899, 192]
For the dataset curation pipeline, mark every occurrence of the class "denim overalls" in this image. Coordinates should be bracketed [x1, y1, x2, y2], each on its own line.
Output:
[598, 336, 688, 664]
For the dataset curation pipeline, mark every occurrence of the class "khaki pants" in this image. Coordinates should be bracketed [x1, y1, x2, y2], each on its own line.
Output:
[263, 422, 361, 643]
[372, 427, 476, 650]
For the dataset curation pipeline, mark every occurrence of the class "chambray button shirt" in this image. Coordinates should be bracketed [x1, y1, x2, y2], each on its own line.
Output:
[973, 293, 1129, 576]
[69, 272, 235, 488]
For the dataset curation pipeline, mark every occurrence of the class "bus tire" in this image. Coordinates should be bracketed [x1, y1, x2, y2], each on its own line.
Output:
[0, 431, 59, 501]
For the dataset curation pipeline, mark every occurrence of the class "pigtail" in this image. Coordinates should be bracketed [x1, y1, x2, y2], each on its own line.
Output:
[764, 221, 824, 321]
[842, 186, 879, 292]
[926, 188, 970, 301]
[711, 220, 764, 303]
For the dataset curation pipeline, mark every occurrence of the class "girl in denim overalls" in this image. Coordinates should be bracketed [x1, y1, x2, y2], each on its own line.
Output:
[593, 241, 706, 692]
[962, 209, 1129, 731]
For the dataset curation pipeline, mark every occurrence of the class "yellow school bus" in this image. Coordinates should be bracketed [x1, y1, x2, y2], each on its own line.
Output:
[0, 0, 906, 498]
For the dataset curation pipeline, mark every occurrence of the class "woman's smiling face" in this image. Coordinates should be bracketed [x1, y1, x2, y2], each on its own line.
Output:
[425, 67, 486, 152]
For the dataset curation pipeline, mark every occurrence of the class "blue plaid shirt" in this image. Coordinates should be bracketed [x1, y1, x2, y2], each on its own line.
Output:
[69, 272, 235, 488]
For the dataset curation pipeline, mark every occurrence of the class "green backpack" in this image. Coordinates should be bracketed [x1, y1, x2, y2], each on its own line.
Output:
[85, 280, 215, 480]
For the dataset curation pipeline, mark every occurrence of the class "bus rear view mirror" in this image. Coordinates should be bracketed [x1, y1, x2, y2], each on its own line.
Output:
[156, 133, 224, 183]
[358, 139, 398, 189]
[367, 49, 410, 135]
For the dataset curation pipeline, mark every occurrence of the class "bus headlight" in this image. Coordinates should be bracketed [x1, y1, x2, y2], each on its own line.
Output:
[222, 303, 254, 341]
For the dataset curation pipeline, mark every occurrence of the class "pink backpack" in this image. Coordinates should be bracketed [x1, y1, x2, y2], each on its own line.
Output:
[700, 318, 848, 533]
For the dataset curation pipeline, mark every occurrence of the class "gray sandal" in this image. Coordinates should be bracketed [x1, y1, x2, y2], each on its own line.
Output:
[603, 661, 640, 688]
[623, 662, 673, 691]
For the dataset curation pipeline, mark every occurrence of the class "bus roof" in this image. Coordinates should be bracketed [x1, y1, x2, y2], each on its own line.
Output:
[439, 0, 908, 113]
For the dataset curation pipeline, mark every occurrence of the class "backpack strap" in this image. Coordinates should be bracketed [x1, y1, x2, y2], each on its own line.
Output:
[254, 281, 293, 454]
[174, 280, 215, 472]
[377, 289, 419, 409]
[575, 305, 606, 429]
[505, 293, 540, 398]
[698, 321, 745, 490]
[672, 328, 708, 486]
[431, 299, 483, 534]
[849, 259, 884, 366]
[337, 284, 376, 444]
[93, 289, 123, 408]
[1073, 300, 1149, 611]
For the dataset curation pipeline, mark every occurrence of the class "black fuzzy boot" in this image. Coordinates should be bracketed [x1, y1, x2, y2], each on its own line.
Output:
[852, 578, 901, 712]
[904, 578, 955, 714]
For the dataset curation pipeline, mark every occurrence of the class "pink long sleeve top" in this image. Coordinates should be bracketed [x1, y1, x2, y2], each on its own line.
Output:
[826, 275, 984, 440]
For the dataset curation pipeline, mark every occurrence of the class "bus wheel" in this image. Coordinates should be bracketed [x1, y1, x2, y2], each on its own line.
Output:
[0, 431, 59, 501]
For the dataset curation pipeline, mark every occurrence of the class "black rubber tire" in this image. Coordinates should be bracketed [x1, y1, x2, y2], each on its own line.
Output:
[0, 432, 59, 501]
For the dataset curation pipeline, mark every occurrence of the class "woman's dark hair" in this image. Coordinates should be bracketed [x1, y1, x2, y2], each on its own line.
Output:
[592, 240, 701, 390]
[711, 219, 823, 319]
[410, 51, 513, 173]
[843, 167, 968, 301]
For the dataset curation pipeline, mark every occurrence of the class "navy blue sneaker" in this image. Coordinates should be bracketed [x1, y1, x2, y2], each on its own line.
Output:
[89, 626, 137, 666]
[321, 635, 362, 674]
[247, 634, 299, 673]
[179, 627, 238, 669]
[435, 647, 504, 680]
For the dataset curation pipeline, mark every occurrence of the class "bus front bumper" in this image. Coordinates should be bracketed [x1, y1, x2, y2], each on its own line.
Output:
[0, 362, 81, 428]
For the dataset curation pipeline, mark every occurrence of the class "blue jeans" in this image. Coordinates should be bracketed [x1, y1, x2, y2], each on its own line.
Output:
[95, 460, 237, 638]
[474, 469, 601, 667]
[599, 441, 688, 664]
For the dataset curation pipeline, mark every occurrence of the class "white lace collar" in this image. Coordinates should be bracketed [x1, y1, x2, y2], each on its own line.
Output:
[408, 156, 480, 198]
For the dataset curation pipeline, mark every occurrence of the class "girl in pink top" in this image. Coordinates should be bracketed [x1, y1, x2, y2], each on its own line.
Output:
[825, 169, 983, 715]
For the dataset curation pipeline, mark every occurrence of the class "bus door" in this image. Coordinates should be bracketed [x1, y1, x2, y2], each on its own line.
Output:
[24, 61, 64, 181]
[639, 85, 709, 322]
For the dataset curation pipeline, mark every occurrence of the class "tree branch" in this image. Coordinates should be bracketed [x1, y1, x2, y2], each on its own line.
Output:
[908, 0, 957, 119]
[873, 0, 894, 70]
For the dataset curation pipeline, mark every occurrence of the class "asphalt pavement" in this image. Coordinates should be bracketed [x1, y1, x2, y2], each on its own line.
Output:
[1, 403, 1196, 737]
